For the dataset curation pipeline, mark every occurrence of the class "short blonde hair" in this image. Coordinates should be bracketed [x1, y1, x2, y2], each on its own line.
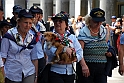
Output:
[85, 14, 92, 27]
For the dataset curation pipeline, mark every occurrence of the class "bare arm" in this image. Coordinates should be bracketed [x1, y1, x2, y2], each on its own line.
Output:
[78, 40, 90, 77]
[118, 44, 124, 75]
[32, 59, 38, 83]
[105, 24, 110, 42]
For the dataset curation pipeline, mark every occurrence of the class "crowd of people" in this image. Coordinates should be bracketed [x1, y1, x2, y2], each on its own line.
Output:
[0, 4, 124, 83]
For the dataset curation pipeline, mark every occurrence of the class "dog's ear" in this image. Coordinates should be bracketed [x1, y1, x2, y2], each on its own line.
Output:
[52, 33, 57, 39]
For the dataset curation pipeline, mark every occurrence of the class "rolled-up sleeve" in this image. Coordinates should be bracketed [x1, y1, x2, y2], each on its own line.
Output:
[0, 54, 4, 67]
[72, 35, 83, 62]
[31, 41, 44, 59]
[30, 43, 39, 60]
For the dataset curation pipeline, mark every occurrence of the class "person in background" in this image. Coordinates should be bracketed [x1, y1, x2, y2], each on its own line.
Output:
[1, 9, 39, 83]
[0, 20, 12, 37]
[0, 19, 12, 83]
[29, 6, 46, 34]
[10, 5, 22, 27]
[111, 16, 117, 27]
[47, 16, 54, 27]
[75, 15, 85, 37]
[118, 18, 124, 76]
[70, 16, 76, 34]
[115, 18, 123, 54]
[44, 12, 88, 83]
[77, 8, 112, 83]
[37, 7, 46, 27]
[118, 20, 124, 75]
[109, 16, 117, 46]
[29, 6, 46, 83]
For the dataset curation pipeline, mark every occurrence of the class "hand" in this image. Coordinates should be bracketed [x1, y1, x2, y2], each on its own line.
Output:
[34, 76, 37, 83]
[65, 47, 73, 58]
[105, 52, 112, 57]
[81, 64, 90, 77]
[118, 65, 124, 76]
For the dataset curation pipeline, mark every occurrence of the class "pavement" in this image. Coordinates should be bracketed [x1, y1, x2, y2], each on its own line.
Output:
[107, 66, 124, 83]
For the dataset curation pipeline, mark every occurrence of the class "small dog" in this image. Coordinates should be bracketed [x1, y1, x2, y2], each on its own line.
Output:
[44, 32, 76, 64]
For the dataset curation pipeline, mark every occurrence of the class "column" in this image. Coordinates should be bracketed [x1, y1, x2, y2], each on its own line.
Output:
[69, 0, 75, 17]
[75, 0, 81, 20]
[40, 0, 46, 21]
[4, 0, 14, 19]
[14, 0, 25, 8]
[56, 0, 61, 14]
[88, 0, 92, 14]
[53, 0, 56, 15]
[100, 0, 107, 12]
[100, 0, 115, 24]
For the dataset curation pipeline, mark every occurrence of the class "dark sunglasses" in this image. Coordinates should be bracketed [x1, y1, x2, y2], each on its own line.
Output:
[14, 12, 19, 15]
[53, 19, 63, 23]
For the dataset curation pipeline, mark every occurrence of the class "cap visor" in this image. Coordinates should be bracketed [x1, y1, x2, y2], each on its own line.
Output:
[32, 10, 40, 13]
[52, 17, 66, 21]
[23, 15, 33, 18]
[14, 9, 21, 13]
[92, 17, 105, 22]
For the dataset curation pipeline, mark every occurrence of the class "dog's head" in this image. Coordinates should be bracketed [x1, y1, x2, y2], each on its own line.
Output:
[44, 32, 57, 42]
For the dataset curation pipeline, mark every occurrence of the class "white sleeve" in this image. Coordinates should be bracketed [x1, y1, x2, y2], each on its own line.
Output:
[0, 54, 4, 67]
[38, 21, 46, 31]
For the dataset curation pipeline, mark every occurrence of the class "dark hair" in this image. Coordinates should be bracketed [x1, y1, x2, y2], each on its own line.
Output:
[102, 22, 106, 27]
[116, 18, 123, 26]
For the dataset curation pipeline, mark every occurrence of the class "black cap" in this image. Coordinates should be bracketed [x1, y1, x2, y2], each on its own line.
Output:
[51, 13, 68, 22]
[29, 6, 40, 14]
[37, 7, 43, 14]
[0, 20, 12, 28]
[18, 9, 34, 18]
[90, 8, 105, 22]
[0, 6, 3, 11]
[60, 11, 70, 18]
[13, 5, 22, 13]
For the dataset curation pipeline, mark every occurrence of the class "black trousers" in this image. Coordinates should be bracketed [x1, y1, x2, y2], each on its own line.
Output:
[76, 62, 107, 83]
[48, 71, 75, 83]
[112, 34, 119, 55]
[38, 57, 46, 74]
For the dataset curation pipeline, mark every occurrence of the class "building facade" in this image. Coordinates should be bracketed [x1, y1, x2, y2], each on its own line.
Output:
[1, 0, 124, 24]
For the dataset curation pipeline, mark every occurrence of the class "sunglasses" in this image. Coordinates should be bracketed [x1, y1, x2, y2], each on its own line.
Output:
[53, 19, 63, 23]
[14, 12, 19, 15]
